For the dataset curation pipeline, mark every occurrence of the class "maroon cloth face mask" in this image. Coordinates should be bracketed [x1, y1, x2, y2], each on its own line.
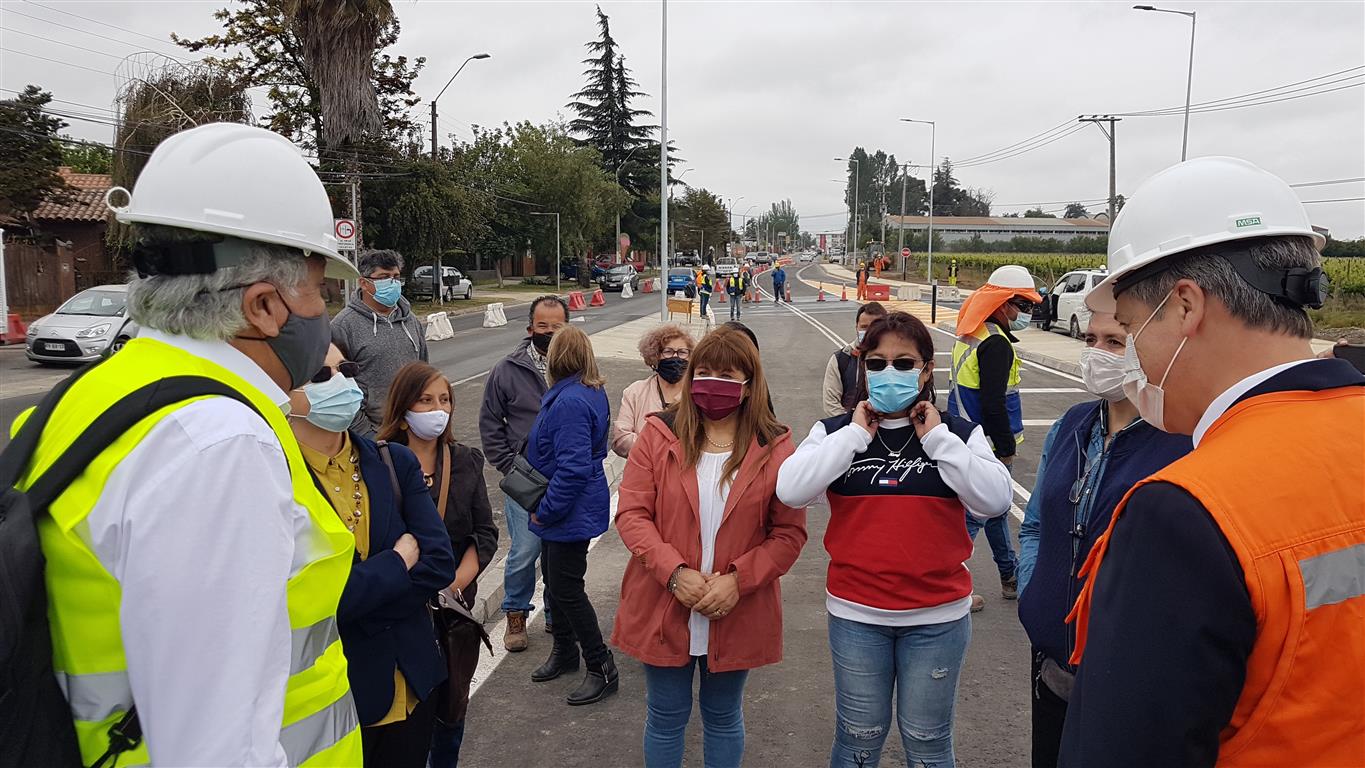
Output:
[691, 376, 747, 420]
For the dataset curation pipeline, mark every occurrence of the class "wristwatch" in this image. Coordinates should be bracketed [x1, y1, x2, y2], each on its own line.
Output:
[667, 565, 686, 593]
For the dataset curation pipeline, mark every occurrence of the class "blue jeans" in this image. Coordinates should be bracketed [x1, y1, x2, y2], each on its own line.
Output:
[699, 292, 710, 317]
[500, 496, 546, 617]
[965, 511, 1017, 580]
[828, 614, 971, 768]
[427, 718, 464, 768]
[643, 657, 749, 768]
[729, 295, 742, 319]
[773, 281, 785, 301]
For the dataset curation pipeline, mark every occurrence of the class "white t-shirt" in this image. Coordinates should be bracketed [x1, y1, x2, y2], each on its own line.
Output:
[689, 451, 732, 657]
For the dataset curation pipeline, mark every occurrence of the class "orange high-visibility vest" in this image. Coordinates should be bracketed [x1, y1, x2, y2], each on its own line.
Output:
[1070, 385, 1365, 766]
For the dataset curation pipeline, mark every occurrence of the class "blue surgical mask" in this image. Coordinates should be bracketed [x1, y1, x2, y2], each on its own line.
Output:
[370, 278, 401, 308]
[1010, 312, 1032, 331]
[866, 367, 921, 414]
[301, 373, 364, 433]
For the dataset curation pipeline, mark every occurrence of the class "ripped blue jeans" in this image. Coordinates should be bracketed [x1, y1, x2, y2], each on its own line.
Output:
[828, 613, 971, 768]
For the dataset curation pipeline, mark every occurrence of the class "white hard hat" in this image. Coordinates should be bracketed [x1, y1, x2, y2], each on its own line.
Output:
[1087, 156, 1324, 314]
[987, 265, 1036, 290]
[106, 122, 358, 280]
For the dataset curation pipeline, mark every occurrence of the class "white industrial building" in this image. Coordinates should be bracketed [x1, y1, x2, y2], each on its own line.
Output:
[886, 215, 1109, 244]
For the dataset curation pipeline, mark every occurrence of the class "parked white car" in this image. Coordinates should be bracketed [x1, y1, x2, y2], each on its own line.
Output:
[409, 265, 474, 301]
[26, 284, 139, 364]
[1042, 269, 1107, 338]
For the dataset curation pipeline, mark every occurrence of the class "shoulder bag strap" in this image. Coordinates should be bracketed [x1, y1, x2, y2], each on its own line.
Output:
[435, 441, 451, 521]
[374, 440, 403, 504]
[0, 362, 97, 489]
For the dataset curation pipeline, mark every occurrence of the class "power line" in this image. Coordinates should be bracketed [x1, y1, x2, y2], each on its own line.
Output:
[21, 0, 190, 56]
[0, 47, 116, 77]
[955, 123, 1089, 168]
[1300, 197, 1365, 204]
[0, 25, 133, 60]
[1114, 65, 1365, 116]
[953, 120, 1074, 166]
[1, 7, 191, 62]
[1290, 177, 1365, 188]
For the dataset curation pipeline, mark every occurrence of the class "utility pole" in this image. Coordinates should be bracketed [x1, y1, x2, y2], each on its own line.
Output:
[897, 162, 911, 280]
[1079, 115, 1121, 223]
[659, 0, 669, 321]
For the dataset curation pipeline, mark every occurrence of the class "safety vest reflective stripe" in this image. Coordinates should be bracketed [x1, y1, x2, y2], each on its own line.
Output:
[55, 615, 341, 726]
[281, 692, 361, 767]
[948, 323, 1024, 442]
[1300, 543, 1365, 610]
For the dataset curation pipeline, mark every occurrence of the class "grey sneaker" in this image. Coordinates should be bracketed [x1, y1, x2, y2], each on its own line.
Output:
[970, 594, 986, 613]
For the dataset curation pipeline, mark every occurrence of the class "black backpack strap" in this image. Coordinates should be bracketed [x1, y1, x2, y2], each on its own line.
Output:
[0, 363, 98, 490]
[24, 375, 263, 513]
[375, 440, 403, 504]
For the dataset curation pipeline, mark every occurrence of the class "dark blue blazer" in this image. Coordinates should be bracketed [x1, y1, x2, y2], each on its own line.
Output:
[335, 434, 456, 727]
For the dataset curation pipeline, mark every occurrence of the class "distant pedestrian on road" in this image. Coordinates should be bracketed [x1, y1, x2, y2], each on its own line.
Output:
[524, 325, 618, 706]
[378, 363, 500, 768]
[479, 295, 568, 653]
[288, 344, 456, 768]
[698, 266, 715, 323]
[947, 264, 1042, 611]
[1063, 157, 1365, 767]
[771, 263, 787, 302]
[777, 311, 1012, 768]
[613, 323, 695, 458]
[332, 249, 428, 438]
[615, 327, 807, 768]
[855, 261, 869, 300]
[1015, 312, 1190, 768]
[822, 301, 887, 417]
[728, 269, 747, 320]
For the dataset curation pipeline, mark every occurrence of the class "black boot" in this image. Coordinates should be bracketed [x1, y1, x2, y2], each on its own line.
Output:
[531, 639, 579, 683]
[567, 653, 619, 706]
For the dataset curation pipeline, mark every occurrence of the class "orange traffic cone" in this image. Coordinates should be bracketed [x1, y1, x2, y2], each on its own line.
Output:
[785, 283, 793, 302]
[840, 284, 849, 302]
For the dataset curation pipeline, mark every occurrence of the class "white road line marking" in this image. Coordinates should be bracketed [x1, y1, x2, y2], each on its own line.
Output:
[1018, 357, 1085, 384]
[1018, 388, 1085, 393]
[468, 492, 618, 699]
[1009, 504, 1025, 522]
[452, 370, 490, 386]
[1012, 478, 1032, 502]
[1022, 419, 1056, 426]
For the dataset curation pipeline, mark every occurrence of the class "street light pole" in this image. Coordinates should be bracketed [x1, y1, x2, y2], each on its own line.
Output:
[430, 53, 490, 159]
[1134, 5, 1196, 161]
[659, 0, 669, 321]
[900, 119, 935, 281]
[896, 161, 911, 280]
[531, 212, 561, 294]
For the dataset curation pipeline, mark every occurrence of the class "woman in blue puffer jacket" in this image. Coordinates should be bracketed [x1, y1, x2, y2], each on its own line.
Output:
[524, 324, 617, 706]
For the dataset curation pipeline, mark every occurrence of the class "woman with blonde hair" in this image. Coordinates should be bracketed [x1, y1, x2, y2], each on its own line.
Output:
[613, 327, 808, 768]
[523, 325, 617, 705]
[612, 323, 696, 458]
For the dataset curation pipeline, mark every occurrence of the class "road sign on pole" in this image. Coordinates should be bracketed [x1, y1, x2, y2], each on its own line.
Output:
[335, 219, 357, 251]
[901, 247, 911, 258]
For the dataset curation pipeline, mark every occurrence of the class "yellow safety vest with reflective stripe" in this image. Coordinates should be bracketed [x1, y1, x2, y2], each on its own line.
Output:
[12, 338, 362, 767]
[948, 322, 1025, 448]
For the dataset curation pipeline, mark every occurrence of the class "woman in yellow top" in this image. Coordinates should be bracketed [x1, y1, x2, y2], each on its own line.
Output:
[288, 343, 456, 767]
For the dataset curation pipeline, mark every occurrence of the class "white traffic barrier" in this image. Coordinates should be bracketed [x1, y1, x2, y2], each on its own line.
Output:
[482, 302, 508, 328]
[897, 285, 914, 301]
[426, 311, 455, 341]
[621, 281, 634, 299]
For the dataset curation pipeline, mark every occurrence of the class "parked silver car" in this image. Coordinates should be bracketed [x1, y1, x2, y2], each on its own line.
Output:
[25, 284, 139, 365]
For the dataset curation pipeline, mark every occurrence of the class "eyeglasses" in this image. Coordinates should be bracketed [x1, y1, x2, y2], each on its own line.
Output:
[660, 348, 691, 360]
[864, 357, 921, 372]
[1009, 299, 1035, 312]
[311, 361, 360, 384]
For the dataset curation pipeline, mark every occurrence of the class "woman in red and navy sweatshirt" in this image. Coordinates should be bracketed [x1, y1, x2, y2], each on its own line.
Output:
[776, 311, 1012, 768]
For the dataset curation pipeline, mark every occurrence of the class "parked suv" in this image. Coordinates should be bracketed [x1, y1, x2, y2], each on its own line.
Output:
[1042, 268, 1107, 338]
[714, 255, 739, 278]
[599, 264, 641, 292]
[407, 266, 473, 301]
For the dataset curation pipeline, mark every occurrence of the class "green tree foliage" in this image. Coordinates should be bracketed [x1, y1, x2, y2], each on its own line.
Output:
[752, 199, 801, 251]
[672, 187, 730, 260]
[58, 137, 112, 174]
[283, 0, 394, 147]
[932, 159, 992, 216]
[1023, 207, 1057, 218]
[1063, 202, 1090, 219]
[1323, 238, 1365, 258]
[0, 85, 67, 220]
[175, 0, 423, 150]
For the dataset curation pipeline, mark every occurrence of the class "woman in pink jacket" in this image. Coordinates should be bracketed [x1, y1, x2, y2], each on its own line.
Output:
[611, 323, 695, 458]
[613, 327, 807, 768]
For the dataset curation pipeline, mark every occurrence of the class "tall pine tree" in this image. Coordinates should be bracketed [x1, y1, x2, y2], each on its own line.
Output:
[566, 6, 655, 194]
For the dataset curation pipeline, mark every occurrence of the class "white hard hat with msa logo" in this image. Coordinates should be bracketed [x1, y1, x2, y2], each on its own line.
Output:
[987, 264, 1037, 291]
[105, 122, 359, 280]
[1086, 156, 1324, 314]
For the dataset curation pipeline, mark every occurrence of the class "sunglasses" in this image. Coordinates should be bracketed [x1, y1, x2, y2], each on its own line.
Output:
[1009, 299, 1035, 311]
[864, 357, 921, 372]
[311, 361, 360, 384]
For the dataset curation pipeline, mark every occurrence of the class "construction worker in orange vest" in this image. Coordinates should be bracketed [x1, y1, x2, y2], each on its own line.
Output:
[856, 260, 869, 300]
[1062, 157, 1365, 767]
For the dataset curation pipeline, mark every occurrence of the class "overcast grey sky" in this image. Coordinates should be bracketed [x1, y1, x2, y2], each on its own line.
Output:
[3, 0, 1363, 237]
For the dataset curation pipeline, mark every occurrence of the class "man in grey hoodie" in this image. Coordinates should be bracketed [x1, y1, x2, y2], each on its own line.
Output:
[479, 295, 568, 652]
[331, 249, 428, 436]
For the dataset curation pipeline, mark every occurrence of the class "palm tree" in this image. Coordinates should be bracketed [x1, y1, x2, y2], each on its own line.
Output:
[284, 0, 393, 148]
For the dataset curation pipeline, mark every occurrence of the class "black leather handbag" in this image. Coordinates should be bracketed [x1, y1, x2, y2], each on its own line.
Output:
[498, 453, 549, 513]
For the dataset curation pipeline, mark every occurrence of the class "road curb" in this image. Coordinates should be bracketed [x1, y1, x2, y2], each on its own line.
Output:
[469, 453, 630, 625]
[936, 322, 1083, 378]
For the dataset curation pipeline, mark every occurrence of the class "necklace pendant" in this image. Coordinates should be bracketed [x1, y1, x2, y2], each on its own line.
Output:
[351, 473, 360, 482]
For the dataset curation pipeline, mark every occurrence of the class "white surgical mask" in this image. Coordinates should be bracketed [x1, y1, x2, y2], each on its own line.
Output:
[1079, 347, 1128, 402]
[405, 409, 451, 441]
[855, 329, 867, 345]
[1122, 289, 1188, 432]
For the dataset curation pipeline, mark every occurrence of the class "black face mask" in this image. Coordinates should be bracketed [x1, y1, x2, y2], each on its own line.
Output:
[531, 332, 553, 355]
[656, 357, 687, 384]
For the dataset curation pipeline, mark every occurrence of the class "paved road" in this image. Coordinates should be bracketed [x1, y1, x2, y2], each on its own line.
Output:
[456, 263, 1089, 767]
[0, 270, 1089, 765]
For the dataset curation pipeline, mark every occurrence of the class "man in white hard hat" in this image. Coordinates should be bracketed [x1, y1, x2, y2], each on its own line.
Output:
[8, 123, 364, 766]
[947, 264, 1043, 610]
[1062, 157, 1365, 767]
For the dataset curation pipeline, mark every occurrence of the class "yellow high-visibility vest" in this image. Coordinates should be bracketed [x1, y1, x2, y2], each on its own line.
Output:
[12, 337, 363, 767]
